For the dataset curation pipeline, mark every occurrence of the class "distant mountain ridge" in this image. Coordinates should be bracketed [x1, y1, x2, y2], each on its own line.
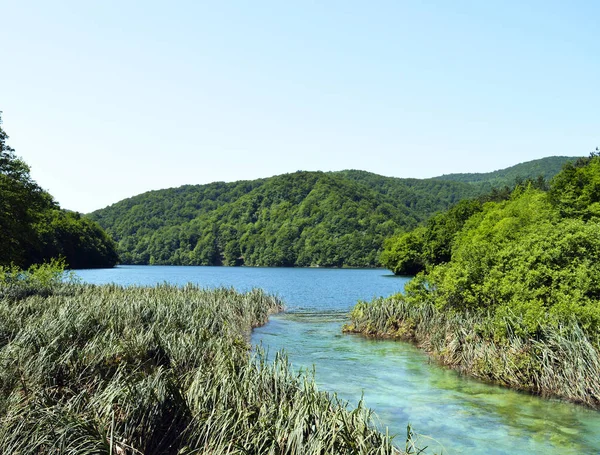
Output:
[432, 156, 577, 187]
[88, 156, 580, 267]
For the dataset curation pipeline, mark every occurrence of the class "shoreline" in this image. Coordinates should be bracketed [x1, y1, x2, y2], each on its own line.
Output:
[343, 296, 600, 410]
[0, 282, 401, 454]
[110, 263, 388, 270]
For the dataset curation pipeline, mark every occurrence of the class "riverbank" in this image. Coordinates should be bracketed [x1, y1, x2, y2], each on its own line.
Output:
[0, 279, 402, 454]
[344, 295, 600, 409]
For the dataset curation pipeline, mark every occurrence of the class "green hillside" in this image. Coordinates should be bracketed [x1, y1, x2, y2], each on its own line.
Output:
[91, 171, 474, 267]
[89, 156, 574, 268]
[333, 170, 481, 208]
[433, 156, 578, 188]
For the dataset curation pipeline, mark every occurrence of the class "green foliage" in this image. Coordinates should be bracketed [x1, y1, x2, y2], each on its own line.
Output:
[36, 210, 120, 268]
[423, 189, 600, 339]
[0, 258, 76, 299]
[0, 284, 401, 454]
[381, 198, 486, 274]
[0, 112, 119, 269]
[381, 175, 557, 276]
[409, 167, 600, 339]
[90, 171, 461, 267]
[334, 169, 481, 211]
[350, 155, 600, 405]
[380, 227, 427, 276]
[0, 112, 55, 266]
[549, 152, 600, 220]
[406, 158, 600, 339]
[89, 160, 568, 268]
[433, 156, 578, 189]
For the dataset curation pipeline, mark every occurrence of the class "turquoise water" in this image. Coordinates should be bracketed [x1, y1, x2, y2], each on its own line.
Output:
[76, 265, 600, 454]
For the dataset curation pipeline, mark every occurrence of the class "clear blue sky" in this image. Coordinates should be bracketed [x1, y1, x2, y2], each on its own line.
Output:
[1, 1, 598, 213]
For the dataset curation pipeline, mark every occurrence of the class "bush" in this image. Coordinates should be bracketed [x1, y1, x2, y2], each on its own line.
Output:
[0, 258, 75, 299]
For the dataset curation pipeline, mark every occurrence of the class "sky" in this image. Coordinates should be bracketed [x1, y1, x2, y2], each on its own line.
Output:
[1, 1, 598, 213]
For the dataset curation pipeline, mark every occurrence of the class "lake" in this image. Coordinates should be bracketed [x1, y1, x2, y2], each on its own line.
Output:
[76, 265, 600, 454]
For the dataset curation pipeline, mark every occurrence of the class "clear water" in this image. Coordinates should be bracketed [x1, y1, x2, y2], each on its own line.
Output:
[76, 265, 600, 454]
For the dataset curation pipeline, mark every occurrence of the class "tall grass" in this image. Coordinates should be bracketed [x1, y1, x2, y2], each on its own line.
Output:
[0, 281, 405, 454]
[344, 295, 600, 408]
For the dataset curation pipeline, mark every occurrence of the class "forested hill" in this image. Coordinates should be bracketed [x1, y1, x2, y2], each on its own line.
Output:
[332, 170, 481, 208]
[88, 156, 575, 267]
[433, 156, 577, 188]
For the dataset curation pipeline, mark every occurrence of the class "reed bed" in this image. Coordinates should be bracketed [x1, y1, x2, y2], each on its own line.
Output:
[344, 295, 600, 408]
[0, 282, 405, 454]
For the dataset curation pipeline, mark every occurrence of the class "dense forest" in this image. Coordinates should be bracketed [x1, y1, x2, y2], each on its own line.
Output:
[379, 178, 550, 275]
[88, 158, 575, 268]
[405, 153, 600, 335]
[348, 152, 600, 405]
[433, 156, 574, 188]
[0, 113, 119, 269]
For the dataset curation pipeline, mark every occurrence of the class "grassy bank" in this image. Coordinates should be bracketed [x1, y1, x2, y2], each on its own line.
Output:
[0, 277, 406, 454]
[344, 295, 600, 408]
[361, 156, 600, 409]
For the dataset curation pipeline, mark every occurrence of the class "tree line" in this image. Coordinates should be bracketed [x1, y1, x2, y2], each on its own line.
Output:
[384, 151, 600, 340]
[89, 159, 574, 268]
[0, 112, 118, 269]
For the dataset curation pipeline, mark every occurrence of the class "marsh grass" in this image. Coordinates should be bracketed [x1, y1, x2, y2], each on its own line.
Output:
[344, 295, 600, 408]
[0, 281, 406, 454]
